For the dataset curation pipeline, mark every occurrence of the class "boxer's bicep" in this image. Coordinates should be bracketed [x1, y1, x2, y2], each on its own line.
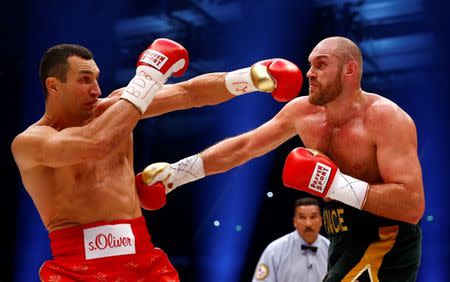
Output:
[368, 109, 424, 223]
[245, 110, 298, 158]
[13, 125, 109, 168]
[375, 111, 422, 190]
[246, 99, 307, 158]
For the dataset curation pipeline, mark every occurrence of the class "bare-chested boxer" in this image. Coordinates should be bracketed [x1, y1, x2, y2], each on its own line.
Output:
[141, 36, 424, 282]
[11, 39, 301, 281]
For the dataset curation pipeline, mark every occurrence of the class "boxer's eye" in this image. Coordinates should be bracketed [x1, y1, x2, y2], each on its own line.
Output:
[80, 76, 92, 83]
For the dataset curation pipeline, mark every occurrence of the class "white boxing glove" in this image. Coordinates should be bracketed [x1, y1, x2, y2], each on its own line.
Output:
[121, 38, 189, 113]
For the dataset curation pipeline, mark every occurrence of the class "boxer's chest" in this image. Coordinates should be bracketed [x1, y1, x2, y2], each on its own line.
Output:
[299, 117, 380, 182]
[69, 139, 132, 185]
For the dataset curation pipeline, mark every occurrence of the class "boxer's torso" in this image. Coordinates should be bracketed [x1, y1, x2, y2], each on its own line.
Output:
[18, 121, 141, 232]
[292, 93, 384, 183]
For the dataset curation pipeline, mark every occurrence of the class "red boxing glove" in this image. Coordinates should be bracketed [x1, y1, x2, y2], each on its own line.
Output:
[282, 147, 369, 209]
[137, 38, 189, 77]
[135, 173, 167, 210]
[225, 58, 302, 102]
[121, 38, 189, 113]
[255, 59, 303, 102]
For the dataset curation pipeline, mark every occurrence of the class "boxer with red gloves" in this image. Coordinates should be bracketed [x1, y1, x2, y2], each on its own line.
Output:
[136, 36, 424, 281]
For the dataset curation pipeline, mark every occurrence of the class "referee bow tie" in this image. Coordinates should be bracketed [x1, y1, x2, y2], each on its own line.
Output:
[301, 244, 318, 253]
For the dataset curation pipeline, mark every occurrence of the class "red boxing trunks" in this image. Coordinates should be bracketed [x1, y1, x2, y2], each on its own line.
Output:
[39, 216, 179, 282]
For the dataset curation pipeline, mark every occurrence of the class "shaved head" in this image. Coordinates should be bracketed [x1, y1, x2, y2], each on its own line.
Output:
[313, 36, 363, 79]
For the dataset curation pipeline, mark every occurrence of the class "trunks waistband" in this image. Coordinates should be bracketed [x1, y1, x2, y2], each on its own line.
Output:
[49, 216, 153, 261]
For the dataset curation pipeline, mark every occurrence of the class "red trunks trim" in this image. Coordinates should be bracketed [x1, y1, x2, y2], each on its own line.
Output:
[49, 216, 152, 261]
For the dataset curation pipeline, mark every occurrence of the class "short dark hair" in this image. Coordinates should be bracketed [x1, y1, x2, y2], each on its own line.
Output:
[39, 44, 93, 99]
[294, 197, 321, 215]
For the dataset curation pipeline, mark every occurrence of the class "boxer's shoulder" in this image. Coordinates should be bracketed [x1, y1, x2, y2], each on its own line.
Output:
[364, 93, 414, 127]
[13, 123, 57, 147]
[364, 92, 403, 114]
[11, 122, 60, 170]
[362, 93, 416, 143]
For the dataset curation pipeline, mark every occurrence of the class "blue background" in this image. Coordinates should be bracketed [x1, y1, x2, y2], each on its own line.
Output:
[2, 0, 449, 281]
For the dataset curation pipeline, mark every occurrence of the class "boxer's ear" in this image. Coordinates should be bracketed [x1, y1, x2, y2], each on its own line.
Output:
[46, 77, 59, 96]
[343, 61, 358, 79]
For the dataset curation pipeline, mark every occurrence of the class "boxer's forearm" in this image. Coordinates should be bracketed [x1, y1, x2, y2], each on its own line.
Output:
[138, 138, 266, 194]
[200, 134, 253, 176]
[85, 100, 141, 152]
[142, 72, 234, 118]
[363, 182, 424, 224]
